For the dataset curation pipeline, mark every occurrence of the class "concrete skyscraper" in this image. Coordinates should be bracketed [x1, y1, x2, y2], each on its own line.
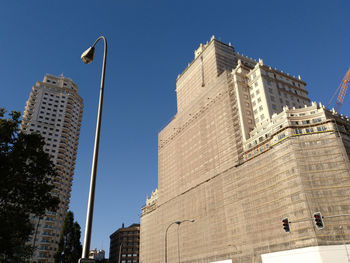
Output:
[140, 37, 350, 262]
[21, 74, 83, 262]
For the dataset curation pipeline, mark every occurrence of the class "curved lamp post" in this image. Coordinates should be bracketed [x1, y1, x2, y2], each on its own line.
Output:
[80, 36, 107, 260]
[118, 242, 125, 263]
[165, 219, 195, 263]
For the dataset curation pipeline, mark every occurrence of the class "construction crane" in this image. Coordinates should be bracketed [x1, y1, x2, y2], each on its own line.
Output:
[328, 67, 350, 112]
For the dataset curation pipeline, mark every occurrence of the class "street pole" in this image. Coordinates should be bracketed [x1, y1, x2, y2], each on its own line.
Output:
[80, 36, 108, 260]
[177, 223, 180, 263]
[118, 242, 124, 263]
[164, 219, 194, 263]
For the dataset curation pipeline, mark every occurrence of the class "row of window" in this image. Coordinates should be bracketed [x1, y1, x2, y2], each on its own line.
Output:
[45, 79, 75, 90]
[121, 253, 138, 257]
[44, 92, 66, 98]
[291, 118, 323, 126]
[295, 126, 327, 134]
[264, 70, 302, 89]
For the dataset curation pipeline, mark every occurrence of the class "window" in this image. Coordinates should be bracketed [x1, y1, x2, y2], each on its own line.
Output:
[257, 97, 261, 103]
[270, 96, 275, 102]
[272, 104, 277, 110]
[278, 133, 285, 140]
[295, 129, 302, 134]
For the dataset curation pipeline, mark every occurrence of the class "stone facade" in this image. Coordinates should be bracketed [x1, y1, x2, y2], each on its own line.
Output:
[140, 37, 350, 263]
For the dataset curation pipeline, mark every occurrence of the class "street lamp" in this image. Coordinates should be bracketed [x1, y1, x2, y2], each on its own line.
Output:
[164, 219, 195, 263]
[118, 242, 125, 263]
[79, 36, 108, 261]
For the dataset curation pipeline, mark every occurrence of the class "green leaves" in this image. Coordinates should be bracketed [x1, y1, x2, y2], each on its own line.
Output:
[0, 108, 60, 261]
[55, 211, 82, 263]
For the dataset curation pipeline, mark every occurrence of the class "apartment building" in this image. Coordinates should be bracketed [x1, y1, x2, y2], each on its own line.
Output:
[109, 224, 140, 263]
[21, 74, 83, 263]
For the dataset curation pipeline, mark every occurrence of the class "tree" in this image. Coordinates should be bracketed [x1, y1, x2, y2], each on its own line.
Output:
[0, 108, 59, 261]
[55, 211, 82, 263]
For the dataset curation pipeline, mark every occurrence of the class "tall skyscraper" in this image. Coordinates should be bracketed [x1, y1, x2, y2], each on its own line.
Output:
[140, 37, 350, 262]
[21, 74, 83, 262]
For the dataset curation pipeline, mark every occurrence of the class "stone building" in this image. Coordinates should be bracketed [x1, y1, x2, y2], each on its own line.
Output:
[140, 37, 350, 262]
[21, 74, 83, 262]
[109, 224, 140, 263]
[89, 248, 106, 261]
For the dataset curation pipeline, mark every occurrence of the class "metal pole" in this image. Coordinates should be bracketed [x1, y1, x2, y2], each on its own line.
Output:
[177, 223, 180, 263]
[164, 220, 194, 263]
[81, 36, 108, 259]
[118, 242, 124, 263]
[165, 221, 179, 263]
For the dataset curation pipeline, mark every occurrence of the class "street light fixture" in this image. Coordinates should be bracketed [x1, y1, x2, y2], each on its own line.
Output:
[79, 36, 108, 261]
[164, 219, 195, 263]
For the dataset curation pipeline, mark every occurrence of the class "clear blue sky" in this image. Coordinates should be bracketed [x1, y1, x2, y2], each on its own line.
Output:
[1, 0, 349, 256]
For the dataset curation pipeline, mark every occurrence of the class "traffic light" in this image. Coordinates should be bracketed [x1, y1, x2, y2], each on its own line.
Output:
[313, 212, 324, 230]
[282, 218, 290, 232]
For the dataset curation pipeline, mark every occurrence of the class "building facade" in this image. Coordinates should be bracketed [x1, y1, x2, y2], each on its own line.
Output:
[109, 224, 140, 263]
[89, 248, 106, 261]
[140, 37, 350, 262]
[21, 74, 83, 262]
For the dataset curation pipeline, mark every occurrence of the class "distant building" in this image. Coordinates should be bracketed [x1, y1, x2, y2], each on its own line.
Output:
[109, 224, 140, 263]
[89, 248, 105, 262]
[21, 74, 83, 262]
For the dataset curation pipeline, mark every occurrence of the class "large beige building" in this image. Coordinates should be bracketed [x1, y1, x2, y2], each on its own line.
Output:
[140, 37, 350, 262]
[21, 74, 83, 263]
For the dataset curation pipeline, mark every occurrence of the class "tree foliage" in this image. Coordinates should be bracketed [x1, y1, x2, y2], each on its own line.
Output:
[0, 108, 59, 261]
[55, 211, 82, 263]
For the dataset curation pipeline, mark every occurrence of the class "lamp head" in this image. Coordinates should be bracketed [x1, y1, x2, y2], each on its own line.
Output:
[81, 46, 95, 64]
